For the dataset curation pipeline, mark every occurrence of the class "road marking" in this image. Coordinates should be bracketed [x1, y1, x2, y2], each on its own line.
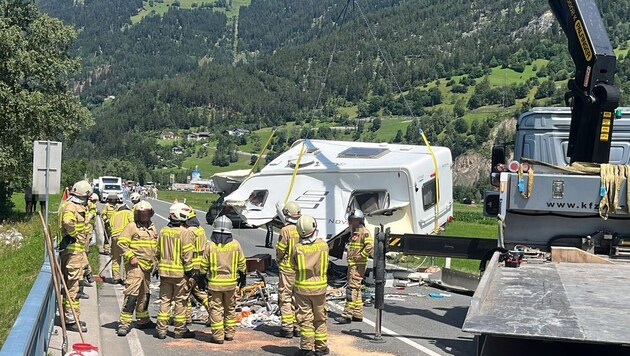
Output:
[154, 212, 169, 222]
[113, 282, 146, 356]
[326, 302, 443, 356]
[150, 198, 207, 215]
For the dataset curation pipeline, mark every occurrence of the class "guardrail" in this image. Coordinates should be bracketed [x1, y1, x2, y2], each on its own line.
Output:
[0, 259, 55, 356]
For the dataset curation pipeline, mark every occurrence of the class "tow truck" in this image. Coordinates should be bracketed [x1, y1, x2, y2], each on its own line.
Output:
[370, 0, 630, 354]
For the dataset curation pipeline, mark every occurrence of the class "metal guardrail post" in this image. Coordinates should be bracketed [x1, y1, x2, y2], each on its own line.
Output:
[371, 226, 387, 343]
[0, 260, 55, 356]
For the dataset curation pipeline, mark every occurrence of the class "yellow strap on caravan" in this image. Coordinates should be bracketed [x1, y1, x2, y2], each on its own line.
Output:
[419, 130, 441, 233]
[248, 129, 276, 178]
[284, 142, 306, 204]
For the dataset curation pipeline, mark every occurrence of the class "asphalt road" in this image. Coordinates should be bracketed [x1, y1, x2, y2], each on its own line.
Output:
[98, 198, 476, 356]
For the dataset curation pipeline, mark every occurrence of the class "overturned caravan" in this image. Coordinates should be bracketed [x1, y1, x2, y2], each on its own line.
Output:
[223, 139, 454, 253]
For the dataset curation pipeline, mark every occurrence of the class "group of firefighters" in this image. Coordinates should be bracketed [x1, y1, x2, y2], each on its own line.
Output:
[58, 179, 374, 356]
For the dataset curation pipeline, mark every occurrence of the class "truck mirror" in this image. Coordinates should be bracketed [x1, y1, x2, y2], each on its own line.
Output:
[491, 145, 506, 171]
[483, 191, 500, 217]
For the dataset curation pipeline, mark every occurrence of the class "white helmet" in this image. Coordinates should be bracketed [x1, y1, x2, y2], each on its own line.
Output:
[282, 201, 301, 223]
[213, 215, 233, 234]
[89, 193, 99, 202]
[296, 215, 317, 238]
[71, 180, 92, 197]
[169, 203, 193, 222]
[134, 201, 154, 220]
[130, 192, 141, 204]
[347, 209, 365, 221]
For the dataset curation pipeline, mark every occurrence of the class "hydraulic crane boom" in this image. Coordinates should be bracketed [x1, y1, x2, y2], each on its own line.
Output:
[549, 0, 621, 164]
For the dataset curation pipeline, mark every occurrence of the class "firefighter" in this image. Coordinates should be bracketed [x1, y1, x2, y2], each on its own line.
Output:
[200, 215, 247, 344]
[116, 201, 158, 336]
[80, 193, 99, 289]
[109, 198, 134, 285]
[101, 194, 119, 255]
[274, 201, 302, 338]
[155, 203, 196, 339]
[334, 209, 373, 324]
[59, 180, 92, 333]
[182, 211, 211, 325]
[292, 215, 329, 356]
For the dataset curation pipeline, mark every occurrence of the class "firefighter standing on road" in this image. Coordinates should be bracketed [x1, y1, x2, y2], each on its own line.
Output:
[59, 180, 92, 333]
[183, 210, 211, 325]
[109, 197, 134, 285]
[116, 201, 158, 336]
[81, 193, 99, 288]
[274, 201, 302, 338]
[200, 215, 247, 344]
[155, 203, 196, 339]
[292, 215, 329, 356]
[130, 192, 142, 206]
[101, 194, 120, 255]
[335, 209, 373, 324]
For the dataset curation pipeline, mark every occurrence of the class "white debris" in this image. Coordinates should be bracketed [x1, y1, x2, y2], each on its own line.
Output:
[0, 227, 24, 248]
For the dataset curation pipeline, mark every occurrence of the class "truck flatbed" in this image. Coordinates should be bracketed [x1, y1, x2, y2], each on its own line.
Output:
[463, 253, 630, 346]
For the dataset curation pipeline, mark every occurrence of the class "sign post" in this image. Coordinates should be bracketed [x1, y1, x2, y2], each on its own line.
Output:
[32, 141, 62, 240]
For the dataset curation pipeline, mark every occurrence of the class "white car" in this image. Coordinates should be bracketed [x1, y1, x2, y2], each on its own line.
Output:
[100, 184, 124, 203]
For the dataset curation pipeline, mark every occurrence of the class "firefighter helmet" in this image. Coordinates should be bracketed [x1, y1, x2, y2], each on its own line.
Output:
[134, 200, 154, 218]
[347, 208, 365, 221]
[296, 215, 317, 238]
[130, 192, 141, 204]
[213, 215, 233, 234]
[282, 201, 301, 223]
[169, 203, 193, 222]
[71, 180, 92, 197]
[89, 193, 99, 202]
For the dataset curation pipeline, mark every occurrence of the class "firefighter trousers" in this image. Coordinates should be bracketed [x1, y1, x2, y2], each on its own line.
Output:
[295, 293, 327, 352]
[111, 235, 123, 281]
[278, 270, 297, 332]
[156, 277, 189, 335]
[186, 277, 209, 323]
[209, 289, 237, 341]
[61, 252, 83, 324]
[342, 263, 366, 319]
[119, 265, 152, 327]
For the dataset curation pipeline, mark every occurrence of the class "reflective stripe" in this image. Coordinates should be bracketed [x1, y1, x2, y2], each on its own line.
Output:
[360, 250, 369, 259]
[120, 312, 133, 322]
[225, 319, 236, 326]
[301, 327, 315, 336]
[348, 260, 367, 266]
[136, 311, 149, 318]
[211, 321, 224, 329]
[157, 312, 170, 321]
[348, 243, 364, 249]
[314, 332, 327, 341]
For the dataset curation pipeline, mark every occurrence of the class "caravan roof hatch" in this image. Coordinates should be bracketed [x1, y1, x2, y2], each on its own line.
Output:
[338, 147, 389, 159]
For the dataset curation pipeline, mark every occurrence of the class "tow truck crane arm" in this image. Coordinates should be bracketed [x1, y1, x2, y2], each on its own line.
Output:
[548, 0, 620, 164]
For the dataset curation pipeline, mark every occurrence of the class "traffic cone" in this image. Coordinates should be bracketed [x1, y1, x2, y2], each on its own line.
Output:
[61, 188, 69, 201]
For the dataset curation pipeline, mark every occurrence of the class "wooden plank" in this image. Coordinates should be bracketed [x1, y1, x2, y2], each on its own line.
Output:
[551, 247, 614, 264]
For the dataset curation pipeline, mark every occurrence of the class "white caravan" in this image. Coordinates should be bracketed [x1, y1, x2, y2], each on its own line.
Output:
[224, 139, 453, 241]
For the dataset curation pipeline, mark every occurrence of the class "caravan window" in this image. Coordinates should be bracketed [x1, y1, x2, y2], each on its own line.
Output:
[247, 190, 268, 207]
[347, 190, 390, 215]
[422, 179, 437, 211]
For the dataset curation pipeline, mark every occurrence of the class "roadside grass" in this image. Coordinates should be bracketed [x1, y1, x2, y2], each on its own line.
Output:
[158, 190, 219, 211]
[182, 147, 252, 178]
[0, 193, 62, 346]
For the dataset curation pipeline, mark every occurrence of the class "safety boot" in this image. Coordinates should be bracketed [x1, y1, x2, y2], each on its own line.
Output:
[117, 325, 129, 337]
[225, 335, 234, 341]
[173, 329, 195, 339]
[79, 280, 93, 288]
[334, 316, 351, 324]
[67, 323, 88, 333]
[273, 329, 293, 338]
[77, 291, 90, 299]
[155, 332, 166, 339]
[352, 316, 363, 322]
[210, 337, 224, 344]
[315, 347, 330, 356]
[293, 328, 301, 337]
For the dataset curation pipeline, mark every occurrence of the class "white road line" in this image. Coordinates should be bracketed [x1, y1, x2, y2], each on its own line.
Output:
[326, 301, 443, 356]
[150, 198, 207, 215]
[153, 212, 169, 222]
[113, 283, 146, 356]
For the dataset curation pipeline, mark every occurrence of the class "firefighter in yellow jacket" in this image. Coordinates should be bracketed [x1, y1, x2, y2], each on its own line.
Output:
[200, 215, 246, 344]
[155, 203, 196, 339]
[292, 215, 329, 356]
[101, 194, 120, 254]
[182, 211, 211, 325]
[274, 201, 302, 338]
[59, 180, 92, 333]
[109, 200, 134, 285]
[80, 194, 99, 289]
[116, 201, 158, 336]
[335, 209, 373, 324]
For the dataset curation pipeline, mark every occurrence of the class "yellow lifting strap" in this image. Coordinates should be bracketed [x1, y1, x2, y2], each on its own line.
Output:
[418, 131, 441, 233]
[284, 142, 307, 204]
[517, 164, 534, 199]
[247, 129, 276, 178]
[598, 164, 629, 220]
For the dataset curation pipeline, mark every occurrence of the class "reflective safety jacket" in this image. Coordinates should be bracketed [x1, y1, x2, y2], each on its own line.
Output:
[291, 238, 329, 295]
[276, 224, 300, 273]
[183, 226, 207, 270]
[118, 222, 158, 272]
[109, 207, 134, 238]
[59, 201, 89, 254]
[347, 226, 374, 266]
[102, 203, 117, 223]
[85, 201, 98, 234]
[157, 225, 195, 278]
[201, 239, 246, 291]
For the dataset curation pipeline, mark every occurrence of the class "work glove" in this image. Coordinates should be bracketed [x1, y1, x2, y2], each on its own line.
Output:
[197, 273, 208, 291]
[185, 269, 200, 280]
[238, 270, 247, 289]
[152, 267, 159, 279]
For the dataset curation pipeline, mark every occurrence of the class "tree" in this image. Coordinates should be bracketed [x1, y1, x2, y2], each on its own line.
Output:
[0, 1, 92, 216]
[393, 129, 403, 143]
[357, 102, 370, 118]
[370, 118, 382, 132]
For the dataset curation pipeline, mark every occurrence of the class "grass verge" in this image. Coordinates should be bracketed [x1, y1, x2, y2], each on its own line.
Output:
[158, 190, 219, 211]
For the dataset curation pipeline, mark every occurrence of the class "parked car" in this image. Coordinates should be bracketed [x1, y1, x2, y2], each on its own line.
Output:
[206, 196, 249, 228]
